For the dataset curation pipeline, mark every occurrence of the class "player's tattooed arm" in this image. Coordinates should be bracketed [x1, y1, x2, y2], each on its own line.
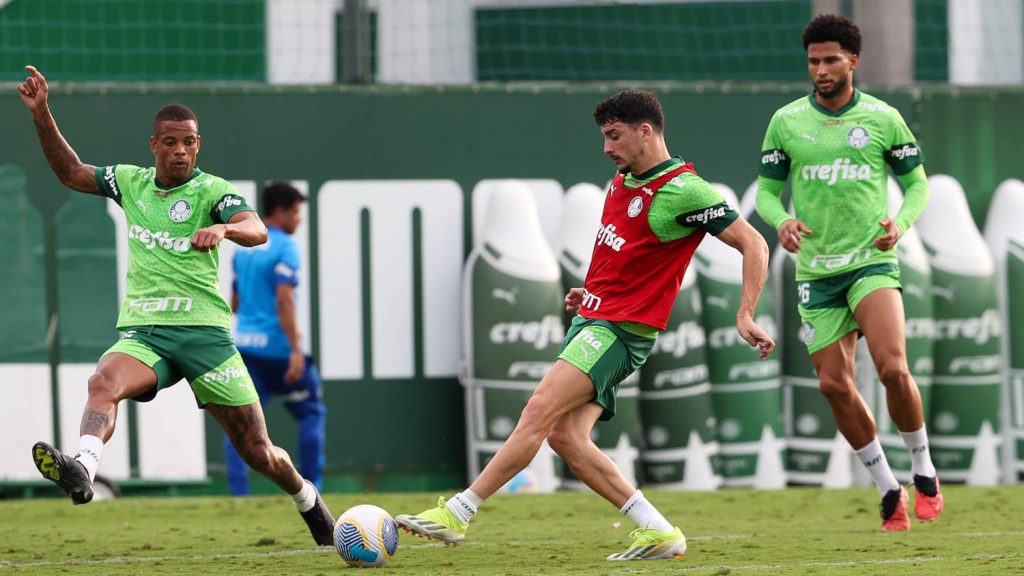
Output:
[18, 66, 103, 196]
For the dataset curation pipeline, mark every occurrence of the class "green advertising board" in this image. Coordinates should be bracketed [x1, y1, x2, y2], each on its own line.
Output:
[637, 269, 720, 489]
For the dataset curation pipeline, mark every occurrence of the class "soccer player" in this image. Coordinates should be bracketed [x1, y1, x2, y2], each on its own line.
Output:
[224, 182, 326, 496]
[754, 15, 944, 531]
[18, 66, 336, 546]
[396, 89, 775, 561]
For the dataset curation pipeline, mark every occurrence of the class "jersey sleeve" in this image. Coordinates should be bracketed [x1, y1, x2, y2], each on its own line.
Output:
[94, 164, 136, 206]
[882, 109, 925, 175]
[275, 239, 301, 287]
[755, 176, 792, 229]
[666, 175, 738, 235]
[757, 112, 791, 181]
[210, 182, 255, 224]
[893, 165, 930, 233]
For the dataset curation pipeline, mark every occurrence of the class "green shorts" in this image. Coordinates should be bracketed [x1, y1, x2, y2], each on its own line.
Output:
[557, 315, 655, 421]
[796, 263, 901, 354]
[102, 325, 259, 407]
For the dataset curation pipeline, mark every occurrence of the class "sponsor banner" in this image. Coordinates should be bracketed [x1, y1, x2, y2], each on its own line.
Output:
[713, 387, 783, 481]
[697, 260, 783, 484]
[462, 184, 564, 489]
[928, 267, 1003, 475]
[465, 260, 563, 469]
[638, 270, 721, 487]
[786, 447, 830, 475]
[876, 231, 934, 476]
[470, 264, 564, 382]
[1008, 243, 1024, 388]
[775, 249, 841, 483]
[984, 180, 1024, 480]
[1007, 243, 1024, 477]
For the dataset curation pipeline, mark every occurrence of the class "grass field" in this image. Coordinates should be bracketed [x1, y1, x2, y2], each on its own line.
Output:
[1, 485, 1022, 575]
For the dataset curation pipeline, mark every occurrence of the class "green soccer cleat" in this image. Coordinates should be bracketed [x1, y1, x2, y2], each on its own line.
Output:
[394, 497, 469, 546]
[606, 526, 687, 561]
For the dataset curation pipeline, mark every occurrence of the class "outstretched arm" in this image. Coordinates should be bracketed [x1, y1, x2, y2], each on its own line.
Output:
[18, 65, 102, 196]
[715, 216, 776, 359]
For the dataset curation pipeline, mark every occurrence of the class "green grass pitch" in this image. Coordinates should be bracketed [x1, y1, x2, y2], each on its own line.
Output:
[1, 485, 1022, 575]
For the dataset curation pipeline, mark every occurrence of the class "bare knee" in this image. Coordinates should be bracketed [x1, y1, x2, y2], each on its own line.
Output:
[87, 372, 120, 403]
[237, 439, 276, 473]
[517, 396, 559, 438]
[818, 373, 856, 404]
[547, 426, 583, 459]
[876, 359, 911, 389]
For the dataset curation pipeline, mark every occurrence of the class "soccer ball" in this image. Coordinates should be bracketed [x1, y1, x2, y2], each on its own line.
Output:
[333, 504, 399, 568]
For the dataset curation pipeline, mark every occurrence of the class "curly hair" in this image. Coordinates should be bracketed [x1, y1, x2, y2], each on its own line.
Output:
[153, 103, 199, 134]
[593, 90, 664, 132]
[802, 14, 862, 55]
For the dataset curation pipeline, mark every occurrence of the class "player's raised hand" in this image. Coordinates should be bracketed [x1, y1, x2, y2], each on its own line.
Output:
[564, 287, 585, 313]
[18, 65, 50, 111]
[778, 218, 812, 253]
[191, 224, 227, 252]
[874, 218, 901, 251]
[737, 316, 775, 360]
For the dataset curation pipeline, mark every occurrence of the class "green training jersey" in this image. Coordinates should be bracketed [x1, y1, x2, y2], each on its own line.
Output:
[627, 157, 739, 242]
[96, 165, 254, 330]
[758, 90, 924, 280]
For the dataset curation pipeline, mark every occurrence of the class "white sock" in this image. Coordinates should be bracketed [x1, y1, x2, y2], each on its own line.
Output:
[900, 425, 938, 478]
[855, 438, 901, 496]
[74, 435, 104, 482]
[291, 480, 317, 513]
[621, 490, 673, 532]
[446, 489, 482, 524]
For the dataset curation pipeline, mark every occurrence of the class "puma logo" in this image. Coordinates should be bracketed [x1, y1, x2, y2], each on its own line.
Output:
[492, 287, 518, 305]
[932, 286, 955, 302]
[706, 295, 730, 310]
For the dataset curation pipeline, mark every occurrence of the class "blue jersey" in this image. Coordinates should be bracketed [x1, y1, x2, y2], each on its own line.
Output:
[233, 226, 301, 358]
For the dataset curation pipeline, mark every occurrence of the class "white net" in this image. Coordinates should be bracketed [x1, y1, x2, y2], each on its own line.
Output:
[1, 0, 1021, 85]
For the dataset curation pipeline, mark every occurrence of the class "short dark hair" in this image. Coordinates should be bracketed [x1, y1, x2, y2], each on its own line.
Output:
[261, 182, 306, 216]
[802, 14, 861, 55]
[153, 103, 199, 134]
[593, 90, 665, 132]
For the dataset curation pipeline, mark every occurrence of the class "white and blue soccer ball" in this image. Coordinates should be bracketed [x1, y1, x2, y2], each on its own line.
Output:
[333, 504, 399, 568]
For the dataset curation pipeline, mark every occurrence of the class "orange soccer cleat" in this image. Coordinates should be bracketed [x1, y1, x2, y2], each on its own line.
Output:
[912, 475, 945, 522]
[880, 486, 910, 532]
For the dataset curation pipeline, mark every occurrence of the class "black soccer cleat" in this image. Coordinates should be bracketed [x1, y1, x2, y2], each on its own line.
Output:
[32, 441, 94, 505]
[299, 485, 335, 546]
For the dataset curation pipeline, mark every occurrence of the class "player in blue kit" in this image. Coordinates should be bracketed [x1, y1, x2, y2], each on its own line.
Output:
[225, 182, 327, 495]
